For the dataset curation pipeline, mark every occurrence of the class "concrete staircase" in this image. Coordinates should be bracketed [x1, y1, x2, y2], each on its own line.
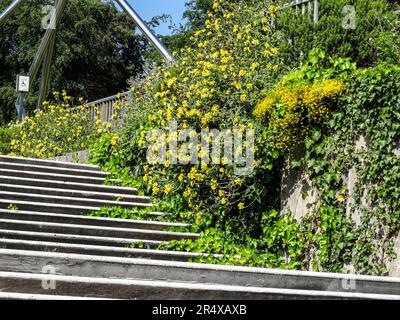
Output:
[0, 155, 400, 300]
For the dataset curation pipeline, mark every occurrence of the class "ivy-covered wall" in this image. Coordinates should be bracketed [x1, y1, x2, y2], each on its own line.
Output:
[281, 65, 400, 276]
[281, 137, 400, 276]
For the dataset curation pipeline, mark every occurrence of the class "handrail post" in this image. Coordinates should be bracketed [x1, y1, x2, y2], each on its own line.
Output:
[314, 0, 319, 24]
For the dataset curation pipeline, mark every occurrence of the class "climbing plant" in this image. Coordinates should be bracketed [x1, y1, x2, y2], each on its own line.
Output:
[301, 64, 400, 275]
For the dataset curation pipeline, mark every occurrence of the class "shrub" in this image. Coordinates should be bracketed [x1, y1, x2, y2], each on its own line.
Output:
[101, 0, 285, 232]
[9, 91, 111, 158]
[156, 209, 307, 269]
[254, 50, 351, 153]
[0, 125, 18, 155]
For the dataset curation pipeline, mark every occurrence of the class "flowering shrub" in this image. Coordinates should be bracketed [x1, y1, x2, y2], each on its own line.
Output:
[0, 126, 17, 155]
[253, 49, 354, 153]
[254, 79, 346, 152]
[104, 0, 285, 229]
[9, 91, 111, 158]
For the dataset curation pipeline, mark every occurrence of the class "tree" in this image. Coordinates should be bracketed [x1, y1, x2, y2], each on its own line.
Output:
[0, 0, 145, 124]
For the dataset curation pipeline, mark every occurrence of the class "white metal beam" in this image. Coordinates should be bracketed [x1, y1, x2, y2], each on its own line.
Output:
[0, 0, 24, 24]
[114, 0, 175, 63]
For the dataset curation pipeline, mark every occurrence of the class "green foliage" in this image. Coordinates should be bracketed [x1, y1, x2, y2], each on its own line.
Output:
[281, 48, 357, 84]
[157, 209, 306, 269]
[275, 0, 400, 68]
[8, 92, 109, 158]
[89, 132, 144, 190]
[0, 125, 18, 155]
[0, 87, 17, 125]
[301, 64, 400, 275]
[85, 206, 157, 221]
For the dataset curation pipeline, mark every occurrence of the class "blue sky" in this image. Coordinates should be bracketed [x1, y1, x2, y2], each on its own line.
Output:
[127, 0, 187, 35]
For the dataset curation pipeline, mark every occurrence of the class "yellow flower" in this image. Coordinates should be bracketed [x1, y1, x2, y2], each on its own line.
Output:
[232, 81, 242, 90]
[238, 203, 245, 210]
[210, 179, 218, 191]
[212, 2, 219, 11]
[336, 194, 346, 203]
[195, 212, 203, 225]
[164, 184, 173, 195]
[110, 134, 118, 146]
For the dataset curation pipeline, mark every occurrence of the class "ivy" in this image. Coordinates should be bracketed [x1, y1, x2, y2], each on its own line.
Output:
[301, 64, 400, 275]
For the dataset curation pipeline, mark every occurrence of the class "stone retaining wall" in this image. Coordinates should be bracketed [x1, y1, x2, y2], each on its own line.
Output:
[280, 137, 400, 277]
[50, 150, 90, 164]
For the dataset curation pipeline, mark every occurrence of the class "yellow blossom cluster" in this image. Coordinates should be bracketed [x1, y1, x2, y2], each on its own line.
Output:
[254, 79, 346, 152]
[125, 0, 282, 220]
[9, 92, 115, 158]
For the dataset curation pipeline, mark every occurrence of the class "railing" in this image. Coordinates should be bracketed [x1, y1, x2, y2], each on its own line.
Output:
[282, 0, 319, 23]
[85, 91, 129, 124]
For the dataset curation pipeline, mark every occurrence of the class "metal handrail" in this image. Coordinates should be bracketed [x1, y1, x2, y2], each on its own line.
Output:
[83, 92, 129, 124]
[86, 92, 129, 107]
[0, 0, 24, 24]
[114, 0, 175, 63]
[281, 0, 319, 23]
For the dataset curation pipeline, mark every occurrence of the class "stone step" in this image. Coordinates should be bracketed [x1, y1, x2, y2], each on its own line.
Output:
[1, 250, 399, 297]
[0, 175, 137, 195]
[0, 155, 100, 171]
[0, 238, 203, 261]
[0, 168, 108, 185]
[0, 292, 111, 300]
[0, 184, 148, 203]
[0, 229, 163, 248]
[0, 271, 398, 300]
[0, 199, 154, 215]
[0, 161, 109, 178]
[0, 219, 199, 242]
[0, 209, 183, 230]
[0, 191, 153, 209]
